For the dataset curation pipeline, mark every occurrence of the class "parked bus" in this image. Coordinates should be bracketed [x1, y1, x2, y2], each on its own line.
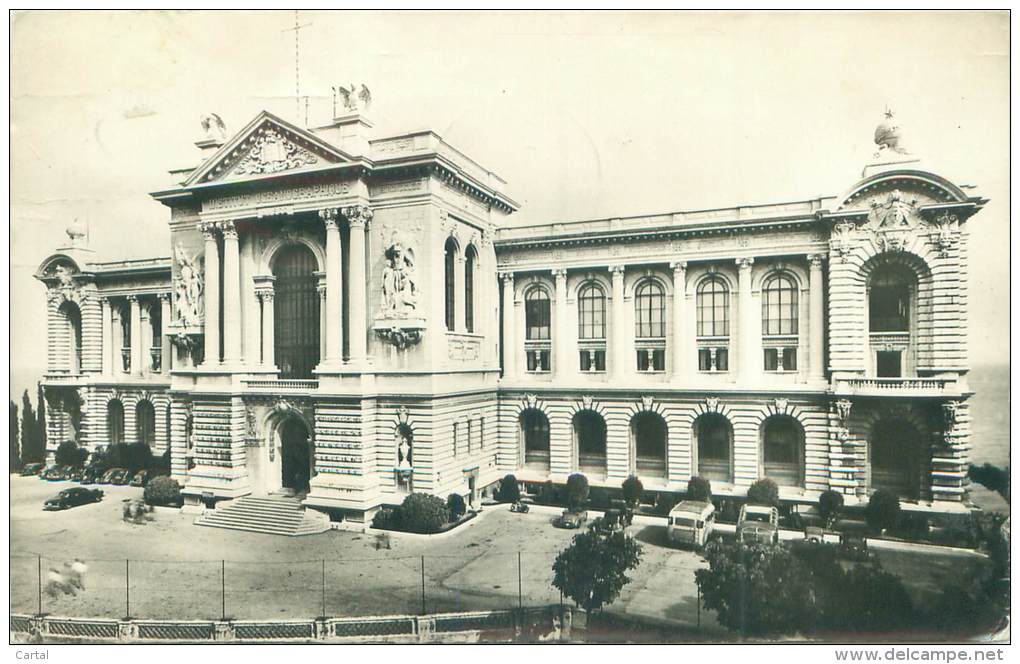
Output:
[667, 500, 716, 548]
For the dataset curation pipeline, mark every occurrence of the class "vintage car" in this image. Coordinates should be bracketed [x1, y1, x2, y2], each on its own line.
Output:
[667, 501, 716, 548]
[838, 534, 875, 562]
[111, 469, 134, 485]
[19, 462, 45, 476]
[43, 487, 104, 511]
[556, 508, 589, 529]
[40, 465, 68, 481]
[80, 466, 104, 485]
[736, 504, 780, 545]
[65, 467, 84, 482]
[129, 470, 152, 487]
[100, 468, 126, 484]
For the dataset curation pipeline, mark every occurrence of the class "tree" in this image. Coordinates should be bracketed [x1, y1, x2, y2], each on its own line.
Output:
[552, 519, 643, 613]
[447, 493, 467, 519]
[20, 391, 43, 464]
[864, 489, 901, 534]
[746, 478, 780, 507]
[968, 463, 1010, 501]
[828, 565, 914, 632]
[10, 400, 20, 471]
[397, 493, 450, 534]
[495, 474, 521, 503]
[818, 490, 844, 528]
[125, 442, 153, 473]
[54, 440, 88, 468]
[687, 476, 712, 502]
[36, 383, 47, 455]
[621, 476, 644, 507]
[565, 473, 589, 509]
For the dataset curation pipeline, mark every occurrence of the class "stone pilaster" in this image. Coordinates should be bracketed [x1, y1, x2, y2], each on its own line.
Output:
[808, 254, 825, 380]
[320, 208, 343, 367]
[220, 221, 241, 364]
[200, 221, 220, 366]
[736, 257, 756, 380]
[159, 293, 172, 374]
[100, 296, 113, 375]
[553, 268, 570, 379]
[610, 265, 626, 379]
[128, 295, 142, 376]
[500, 272, 516, 379]
[670, 261, 686, 378]
[344, 205, 372, 364]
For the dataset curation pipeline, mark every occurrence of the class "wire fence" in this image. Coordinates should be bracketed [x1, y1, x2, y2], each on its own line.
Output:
[11, 550, 567, 622]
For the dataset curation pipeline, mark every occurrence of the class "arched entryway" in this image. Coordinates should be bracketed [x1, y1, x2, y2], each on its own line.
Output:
[520, 409, 550, 470]
[573, 410, 607, 476]
[870, 417, 924, 500]
[280, 417, 312, 492]
[631, 412, 667, 478]
[694, 413, 733, 482]
[249, 411, 315, 495]
[760, 415, 804, 487]
[135, 400, 156, 447]
[107, 399, 125, 445]
[273, 244, 321, 379]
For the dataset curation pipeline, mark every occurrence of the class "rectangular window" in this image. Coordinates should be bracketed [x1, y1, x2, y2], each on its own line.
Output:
[764, 347, 798, 371]
[764, 348, 779, 371]
[527, 349, 550, 372]
[525, 299, 551, 340]
[699, 348, 712, 371]
[698, 347, 729, 372]
[716, 348, 728, 371]
[783, 348, 797, 371]
[636, 349, 665, 372]
[579, 350, 606, 372]
[876, 350, 902, 377]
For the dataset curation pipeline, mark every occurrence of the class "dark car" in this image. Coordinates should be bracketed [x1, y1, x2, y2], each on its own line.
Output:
[111, 469, 134, 485]
[65, 467, 84, 482]
[556, 508, 588, 529]
[43, 487, 104, 511]
[20, 462, 45, 476]
[838, 534, 874, 562]
[100, 468, 124, 484]
[81, 466, 103, 485]
[129, 470, 151, 487]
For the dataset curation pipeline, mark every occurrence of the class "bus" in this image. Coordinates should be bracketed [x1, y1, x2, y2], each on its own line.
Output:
[666, 500, 716, 548]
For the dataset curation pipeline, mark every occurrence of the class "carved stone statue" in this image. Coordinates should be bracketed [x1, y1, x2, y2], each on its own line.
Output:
[380, 241, 418, 316]
[333, 83, 371, 114]
[173, 243, 204, 327]
[200, 113, 227, 143]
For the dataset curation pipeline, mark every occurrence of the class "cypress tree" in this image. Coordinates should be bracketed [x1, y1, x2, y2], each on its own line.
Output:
[9, 400, 20, 471]
[36, 383, 47, 457]
[20, 391, 39, 463]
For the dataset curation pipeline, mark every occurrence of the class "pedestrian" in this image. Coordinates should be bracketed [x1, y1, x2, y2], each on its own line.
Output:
[71, 558, 88, 590]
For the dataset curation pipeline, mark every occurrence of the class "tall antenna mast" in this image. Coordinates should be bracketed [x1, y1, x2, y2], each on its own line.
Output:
[282, 10, 312, 124]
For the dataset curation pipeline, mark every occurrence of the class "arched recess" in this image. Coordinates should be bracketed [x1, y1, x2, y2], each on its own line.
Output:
[630, 411, 667, 478]
[444, 236, 459, 331]
[572, 410, 607, 476]
[107, 399, 125, 445]
[58, 301, 83, 373]
[395, 423, 414, 492]
[464, 244, 478, 333]
[759, 415, 805, 487]
[272, 244, 321, 379]
[869, 416, 925, 500]
[692, 412, 733, 482]
[135, 400, 156, 447]
[519, 408, 550, 470]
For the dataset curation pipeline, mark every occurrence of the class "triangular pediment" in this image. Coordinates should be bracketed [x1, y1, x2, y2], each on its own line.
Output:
[185, 111, 351, 186]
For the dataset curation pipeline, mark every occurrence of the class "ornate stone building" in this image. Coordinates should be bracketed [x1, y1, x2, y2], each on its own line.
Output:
[36, 105, 984, 523]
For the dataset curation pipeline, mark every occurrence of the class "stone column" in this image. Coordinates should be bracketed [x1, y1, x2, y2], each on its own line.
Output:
[128, 295, 142, 376]
[317, 279, 327, 361]
[809, 254, 826, 381]
[500, 272, 515, 379]
[553, 269, 570, 379]
[259, 289, 276, 368]
[610, 265, 627, 378]
[320, 208, 343, 367]
[139, 302, 151, 373]
[200, 222, 220, 366]
[100, 297, 113, 375]
[220, 221, 241, 365]
[160, 293, 172, 373]
[454, 254, 466, 332]
[670, 261, 687, 379]
[345, 205, 372, 364]
[737, 257, 756, 380]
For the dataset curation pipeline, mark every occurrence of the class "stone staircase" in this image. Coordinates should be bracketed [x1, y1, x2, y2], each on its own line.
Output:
[194, 495, 332, 537]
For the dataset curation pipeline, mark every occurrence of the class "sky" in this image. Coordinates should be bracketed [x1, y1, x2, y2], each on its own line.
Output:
[9, 10, 1010, 399]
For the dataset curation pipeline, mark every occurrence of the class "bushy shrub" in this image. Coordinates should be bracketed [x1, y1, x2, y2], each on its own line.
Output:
[687, 476, 712, 502]
[747, 478, 780, 507]
[447, 493, 467, 520]
[495, 474, 521, 503]
[143, 476, 182, 507]
[896, 512, 930, 540]
[565, 473, 589, 509]
[105, 443, 129, 469]
[589, 487, 611, 510]
[398, 493, 450, 534]
[87, 448, 110, 472]
[536, 481, 560, 506]
[818, 490, 844, 528]
[654, 492, 678, 516]
[372, 507, 397, 530]
[968, 463, 1010, 501]
[621, 476, 644, 507]
[864, 489, 901, 533]
[125, 443, 153, 473]
[149, 448, 171, 473]
[54, 440, 88, 468]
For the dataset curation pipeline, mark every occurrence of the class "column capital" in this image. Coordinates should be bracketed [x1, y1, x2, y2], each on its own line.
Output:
[808, 254, 826, 269]
[316, 283, 327, 297]
[257, 289, 275, 303]
[670, 261, 688, 274]
[198, 220, 219, 239]
[218, 220, 238, 239]
[736, 257, 755, 271]
[553, 268, 568, 280]
[98, 295, 110, 304]
[499, 271, 515, 284]
[319, 207, 340, 230]
[157, 291, 172, 303]
[610, 264, 626, 277]
[343, 204, 373, 228]
[126, 294, 139, 303]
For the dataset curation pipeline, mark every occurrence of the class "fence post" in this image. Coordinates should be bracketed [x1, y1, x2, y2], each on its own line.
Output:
[517, 551, 523, 610]
[37, 555, 42, 615]
[321, 559, 326, 618]
[420, 555, 426, 615]
[221, 560, 226, 621]
[125, 559, 130, 618]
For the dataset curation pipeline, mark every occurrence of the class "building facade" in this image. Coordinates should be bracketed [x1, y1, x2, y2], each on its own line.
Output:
[35, 106, 985, 521]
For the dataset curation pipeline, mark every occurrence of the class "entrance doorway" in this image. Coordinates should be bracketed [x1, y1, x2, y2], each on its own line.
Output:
[279, 418, 312, 493]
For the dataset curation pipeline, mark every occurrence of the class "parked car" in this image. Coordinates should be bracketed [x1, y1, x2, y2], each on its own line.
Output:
[602, 508, 624, 530]
[65, 467, 84, 482]
[111, 469, 134, 485]
[129, 470, 151, 487]
[41, 465, 68, 481]
[100, 468, 125, 484]
[838, 534, 874, 562]
[19, 462, 45, 476]
[556, 508, 588, 529]
[80, 466, 103, 485]
[737, 504, 780, 545]
[667, 500, 716, 549]
[803, 526, 828, 544]
[43, 487, 104, 511]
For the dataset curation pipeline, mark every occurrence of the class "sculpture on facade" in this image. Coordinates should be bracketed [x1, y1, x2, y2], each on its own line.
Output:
[873, 108, 909, 156]
[380, 241, 418, 316]
[333, 83, 372, 114]
[200, 113, 227, 143]
[173, 243, 204, 327]
[234, 128, 317, 175]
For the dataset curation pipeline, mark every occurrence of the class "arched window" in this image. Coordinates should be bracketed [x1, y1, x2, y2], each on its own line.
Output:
[573, 410, 607, 474]
[578, 283, 606, 372]
[868, 264, 917, 378]
[761, 416, 804, 486]
[696, 277, 730, 371]
[696, 413, 732, 481]
[135, 400, 156, 447]
[520, 409, 550, 468]
[444, 238, 458, 331]
[635, 280, 666, 371]
[632, 412, 667, 477]
[871, 418, 923, 499]
[464, 245, 477, 333]
[119, 303, 132, 373]
[762, 273, 799, 372]
[273, 244, 320, 379]
[524, 288, 551, 372]
[58, 301, 83, 373]
[107, 399, 125, 445]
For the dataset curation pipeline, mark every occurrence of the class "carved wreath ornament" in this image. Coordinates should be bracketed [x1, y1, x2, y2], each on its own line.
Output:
[234, 129, 317, 175]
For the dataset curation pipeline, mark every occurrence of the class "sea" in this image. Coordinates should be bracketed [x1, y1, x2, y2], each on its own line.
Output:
[968, 363, 1010, 467]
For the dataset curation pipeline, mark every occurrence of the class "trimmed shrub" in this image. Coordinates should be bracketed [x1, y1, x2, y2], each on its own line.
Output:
[398, 493, 450, 534]
[143, 476, 182, 507]
[495, 474, 521, 503]
[622, 476, 644, 507]
[447, 493, 467, 520]
[565, 473, 590, 509]
[654, 492, 678, 516]
[747, 478, 780, 507]
[818, 490, 844, 527]
[54, 440, 88, 468]
[372, 507, 397, 530]
[687, 476, 712, 502]
[589, 487, 612, 510]
[864, 489, 901, 534]
[86, 448, 110, 473]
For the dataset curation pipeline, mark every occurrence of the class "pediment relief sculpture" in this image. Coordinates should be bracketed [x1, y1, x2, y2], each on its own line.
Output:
[232, 128, 319, 176]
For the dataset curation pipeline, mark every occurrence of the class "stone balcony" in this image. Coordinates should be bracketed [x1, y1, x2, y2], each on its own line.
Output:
[242, 378, 319, 393]
[831, 376, 961, 398]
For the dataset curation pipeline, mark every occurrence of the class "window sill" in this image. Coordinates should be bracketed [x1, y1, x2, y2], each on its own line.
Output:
[697, 371, 730, 374]
[764, 370, 799, 374]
